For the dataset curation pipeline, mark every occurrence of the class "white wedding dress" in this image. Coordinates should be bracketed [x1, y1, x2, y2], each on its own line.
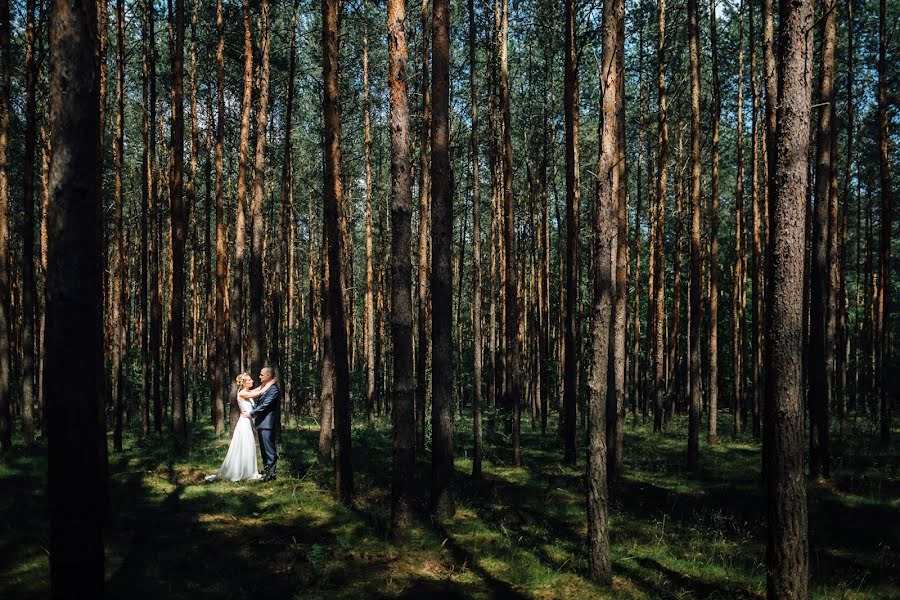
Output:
[205, 395, 261, 482]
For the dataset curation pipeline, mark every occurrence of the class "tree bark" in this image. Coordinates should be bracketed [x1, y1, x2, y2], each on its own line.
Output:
[112, 0, 126, 453]
[46, 0, 106, 591]
[170, 0, 186, 442]
[562, 0, 580, 464]
[587, 0, 621, 583]
[387, 0, 414, 540]
[708, 0, 721, 446]
[652, 0, 668, 434]
[212, 0, 227, 436]
[416, 0, 431, 453]
[0, 0, 12, 451]
[876, 0, 892, 445]
[363, 1, 376, 428]
[732, 0, 746, 438]
[809, 0, 836, 479]
[248, 0, 270, 375]
[22, 0, 38, 444]
[431, 0, 454, 516]
[764, 0, 813, 595]
[321, 0, 352, 502]
[468, 0, 483, 480]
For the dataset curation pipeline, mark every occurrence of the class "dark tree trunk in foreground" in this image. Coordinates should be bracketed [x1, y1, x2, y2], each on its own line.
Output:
[468, 0, 483, 480]
[587, 0, 620, 584]
[809, 0, 836, 479]
[765, 0, 812, 595]
[562, 0, 579, 465]
[687, 0, 701, 472]
[876, 0, 892, 446]
[170, 0, 186, 443]
[46, 0, 106, 592]
[430, 0, 454, 517]
[321, 0, 352, 502]
[416, 0, 431, 453]
[0, 0, 11, 451]
[388, 0, 414, 540]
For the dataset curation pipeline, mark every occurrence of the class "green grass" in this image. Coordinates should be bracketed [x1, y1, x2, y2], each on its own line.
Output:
[1, 411, 898, 599]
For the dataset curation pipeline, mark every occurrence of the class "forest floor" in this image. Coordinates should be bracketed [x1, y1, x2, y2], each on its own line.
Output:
[2, 410, 898, 599]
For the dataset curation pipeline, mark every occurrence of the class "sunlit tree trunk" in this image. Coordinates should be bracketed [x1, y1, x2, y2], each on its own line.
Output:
[468, 0, 483, 479]
[0, 0, 12, 451]
[876, 0, 892, 445]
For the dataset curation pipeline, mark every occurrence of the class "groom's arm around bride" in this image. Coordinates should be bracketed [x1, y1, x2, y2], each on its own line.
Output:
[245, 368, 280, 430]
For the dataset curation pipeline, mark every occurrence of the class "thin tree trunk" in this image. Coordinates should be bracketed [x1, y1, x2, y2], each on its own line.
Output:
[248, 0, 270, 374]
[0, 0, 12, 451]
[468, 0, 483, 480]
[708, 0, 721, 446]
[211, 0, 227, 435]
[750, 0, 762, 438]
[563, 0, 580, 465]
[169, 0, 186, 442]
[809, 0, 836, 479]
[112, 0, 127, 452]
[363, 2, 376, 428]
[147, 0, 161, 434]
[321, 0, 352, 501]
[652, 0, 668, 435]
[46, 0, 106, 590]
[732, 0, 746, 438]
[764, 1, 812, 596]
[416, 0, 431, 453]
[876, 0, 892, 445]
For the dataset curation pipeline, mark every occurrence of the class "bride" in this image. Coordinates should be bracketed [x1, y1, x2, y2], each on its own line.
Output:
[205, 372, 274, 482]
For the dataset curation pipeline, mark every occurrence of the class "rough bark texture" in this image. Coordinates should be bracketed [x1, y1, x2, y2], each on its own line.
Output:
[387, 0, 414, 539]
[46, 0, 106, 592]
[708, 0, 721, 446]
[765, 0, 812, 596]
[809, 0, 836, 479]
[431, 0, 455, 517]
[112, 0, 126, 452]
[587, 0, 621, 584]
[248, 0, 270, 375]
[363, 2, 376, 428]
[732, 0, 746, 438]
[170, 0, 186, 442]
[0, 0, 11, 451]
[469, 0, 483, 480]
[876, 0, 892, 445]
[416, 0, 431, 453]
[562, 0, 579, 464]
[22, 0, 38, 444]
[653, 0, 668, 434]
[212, 0, 227, 436]
[321, 0, 352, 502]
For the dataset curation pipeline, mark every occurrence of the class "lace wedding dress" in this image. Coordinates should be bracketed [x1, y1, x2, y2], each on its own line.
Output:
[205, 395, 261, 482]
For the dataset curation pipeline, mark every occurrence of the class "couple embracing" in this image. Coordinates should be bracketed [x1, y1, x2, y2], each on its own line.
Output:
[205, 367, 280, 483]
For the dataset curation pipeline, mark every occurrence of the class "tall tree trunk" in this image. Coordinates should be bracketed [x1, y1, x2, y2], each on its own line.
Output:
[416, 0, 431, 453]
[608, 9, 626, 481]
[387, 0, 414, 540]
[732, 0, 746, 438]
[686, 0, 702, 471]
[22, 0, 38, 444]
[0, 0, 12, 451]
[46, 0, 106, 590]
[809, 0, 836, 479]
[321, 0, 352, 502]
[248, 0, 270, 375]
[468, 0, 483, 480]
[431, 0, 455, 516]
[632, 3, 645, 427]
[112, 0, 127, 452]
[765, 0, 812, 595]
[232, 0, 253, 393]
[562, 0, 580, 465]
[170, 0, 186, 442]
[708, 0, 721, 446]
[750, 0, 762, 438]
[498, 0, 520, 468]
[211, 0, 227, 436]
[147, 0, 161, 434]
[363, 2, 376, 428]
[876, 0, 892, 445]
[587, 0, 621, 583]
[652, 0, 668, 434]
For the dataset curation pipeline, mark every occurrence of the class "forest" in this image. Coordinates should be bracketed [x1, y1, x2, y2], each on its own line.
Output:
[0, 0, 897, 597]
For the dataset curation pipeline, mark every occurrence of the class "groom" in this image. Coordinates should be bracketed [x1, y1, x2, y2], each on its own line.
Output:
[245, 366, 280, 481]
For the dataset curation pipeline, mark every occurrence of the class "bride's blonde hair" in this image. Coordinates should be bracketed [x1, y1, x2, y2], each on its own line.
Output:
[235, 372, 251, 386]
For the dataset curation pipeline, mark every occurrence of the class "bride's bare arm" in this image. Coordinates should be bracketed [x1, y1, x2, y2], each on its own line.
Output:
[239, 379, 275, 400]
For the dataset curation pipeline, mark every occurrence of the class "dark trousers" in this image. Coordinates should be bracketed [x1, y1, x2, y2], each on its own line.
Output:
[258, 428, 278, 473]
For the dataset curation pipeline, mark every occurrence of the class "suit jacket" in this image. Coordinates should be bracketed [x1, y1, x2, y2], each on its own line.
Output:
[252, 384, 281, 431]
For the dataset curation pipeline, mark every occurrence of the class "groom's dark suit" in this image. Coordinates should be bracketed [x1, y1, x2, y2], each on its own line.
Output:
[251, 383, 280, 477]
